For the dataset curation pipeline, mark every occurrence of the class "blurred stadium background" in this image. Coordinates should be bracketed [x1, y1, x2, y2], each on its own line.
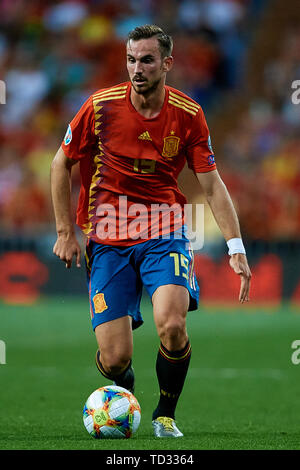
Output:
[0, 0, 300, 450]
[0, 0, 299, 307]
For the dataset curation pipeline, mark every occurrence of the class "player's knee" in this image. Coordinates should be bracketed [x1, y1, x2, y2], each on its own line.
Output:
[101, 351, 131, 377]
[158, 315, 187, 350]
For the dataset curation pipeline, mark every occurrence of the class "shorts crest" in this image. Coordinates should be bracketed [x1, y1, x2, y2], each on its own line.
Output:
[93, 293, 108, 313]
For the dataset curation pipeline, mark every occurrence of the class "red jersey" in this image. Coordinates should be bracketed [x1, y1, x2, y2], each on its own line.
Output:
[61, 82, 216, 246]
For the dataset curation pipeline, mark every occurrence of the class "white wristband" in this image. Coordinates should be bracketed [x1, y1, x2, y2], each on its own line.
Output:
[227, 238, 246, 255]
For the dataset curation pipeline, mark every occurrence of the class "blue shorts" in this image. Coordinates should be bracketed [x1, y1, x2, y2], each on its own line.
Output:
[85, 231, 199, 331]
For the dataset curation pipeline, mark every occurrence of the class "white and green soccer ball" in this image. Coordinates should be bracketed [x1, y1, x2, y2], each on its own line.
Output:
[83, 385, 141, 439]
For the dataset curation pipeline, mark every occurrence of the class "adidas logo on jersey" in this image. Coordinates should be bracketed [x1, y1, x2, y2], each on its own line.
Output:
[138, 131, 152, 141]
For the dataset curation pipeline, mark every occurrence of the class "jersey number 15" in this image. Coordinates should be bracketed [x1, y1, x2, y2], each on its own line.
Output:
[133, 159, 156, 174]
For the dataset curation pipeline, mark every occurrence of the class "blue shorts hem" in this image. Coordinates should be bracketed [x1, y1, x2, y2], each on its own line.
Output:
[147, 281, 199, 312]
[91, 312, 144, 331]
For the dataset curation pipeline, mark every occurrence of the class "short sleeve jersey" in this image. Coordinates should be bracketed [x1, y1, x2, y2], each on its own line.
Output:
[61, 82, 216, 246]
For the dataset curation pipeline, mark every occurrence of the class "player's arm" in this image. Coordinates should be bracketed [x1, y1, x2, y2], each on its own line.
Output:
[196, 169, 252, 303]
[50, 146, 81, 269]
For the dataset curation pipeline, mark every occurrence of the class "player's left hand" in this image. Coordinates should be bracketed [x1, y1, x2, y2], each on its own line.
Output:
[229, 253, 252, 303]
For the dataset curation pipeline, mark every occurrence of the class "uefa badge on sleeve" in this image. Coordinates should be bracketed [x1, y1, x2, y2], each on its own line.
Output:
[64, 124, 72, 145]
[207, 154, 215, 166]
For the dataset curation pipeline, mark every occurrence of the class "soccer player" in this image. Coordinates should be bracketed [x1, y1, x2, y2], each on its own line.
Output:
[51, 25, 251, 438]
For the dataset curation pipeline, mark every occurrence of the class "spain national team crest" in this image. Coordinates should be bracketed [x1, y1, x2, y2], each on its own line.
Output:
[93, 293, 108, 314]
[162, 132, 180, 159]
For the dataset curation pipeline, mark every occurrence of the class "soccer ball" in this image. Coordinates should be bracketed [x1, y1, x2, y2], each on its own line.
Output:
[83, 385, 141, 439]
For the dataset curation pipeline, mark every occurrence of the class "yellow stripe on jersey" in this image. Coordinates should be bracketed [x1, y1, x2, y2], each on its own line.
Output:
[84, 250, 91, 271]
[93, 87, 128, 103]
[82, 221, 93, 235]
[168, 98, 198, 116]
[85, 86, 127, 235]
[169, 90, 200, 111]
[93, 85, 128, 98]
[168, 95, 199, 112]
[93, 90, 127, 100]
[94, 93, 126, 103]
[93, 101, 103, 132]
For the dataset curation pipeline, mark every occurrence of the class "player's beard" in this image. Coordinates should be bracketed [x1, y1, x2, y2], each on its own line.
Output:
[131, 76, 162, 97]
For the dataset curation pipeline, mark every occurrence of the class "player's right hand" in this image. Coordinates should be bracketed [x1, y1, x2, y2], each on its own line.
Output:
[53, 233, 81, 269]
[229, 253, 251, 303]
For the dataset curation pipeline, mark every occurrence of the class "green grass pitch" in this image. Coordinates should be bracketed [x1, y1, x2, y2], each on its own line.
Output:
[0, 296, 299, 450]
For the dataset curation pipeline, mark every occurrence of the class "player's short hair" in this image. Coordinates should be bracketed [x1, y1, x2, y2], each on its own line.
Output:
[127, 25, 173, 58]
